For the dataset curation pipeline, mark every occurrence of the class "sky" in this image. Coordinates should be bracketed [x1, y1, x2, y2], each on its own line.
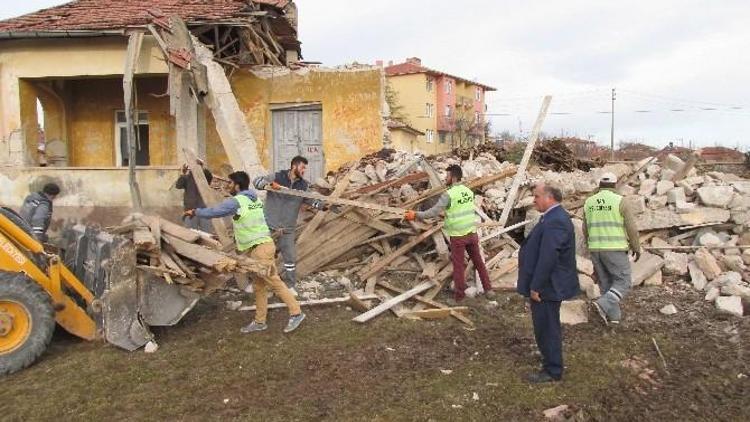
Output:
[3, 0, 750, 149]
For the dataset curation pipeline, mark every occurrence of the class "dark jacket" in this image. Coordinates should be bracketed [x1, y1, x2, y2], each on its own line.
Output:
[19, 192, 53, 242]
[175, 168, 213, 210]
[517, 205, 580, 301]
[256, 170, 322, 230]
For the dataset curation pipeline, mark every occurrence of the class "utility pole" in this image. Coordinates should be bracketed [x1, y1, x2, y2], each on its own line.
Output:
[610, 88, 616, 160]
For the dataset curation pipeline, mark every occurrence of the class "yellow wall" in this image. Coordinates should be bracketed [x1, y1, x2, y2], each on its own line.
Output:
[206, 67, 384, 173]
[389, 128, 419, 153]
[386, 73, 445, 155]
[66, 77, 173, 166]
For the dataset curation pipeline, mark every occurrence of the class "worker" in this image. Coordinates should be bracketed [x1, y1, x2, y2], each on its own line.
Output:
[517, 183, 579, 383]
[253, 156, 326, 293]
[185, 171, 306, 334]
[404, 164, 493, 302]
[175, 160, 214, 233]
[583, 172, 641, 326]
[19, 182, 60, 243]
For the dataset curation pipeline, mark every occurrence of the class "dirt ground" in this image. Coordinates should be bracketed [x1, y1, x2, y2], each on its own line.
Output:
[2, 281, 748, 421]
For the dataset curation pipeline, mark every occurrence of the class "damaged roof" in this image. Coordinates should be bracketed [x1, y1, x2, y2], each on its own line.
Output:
[0, 0, 291, 32]
[385, 60, 496, 91]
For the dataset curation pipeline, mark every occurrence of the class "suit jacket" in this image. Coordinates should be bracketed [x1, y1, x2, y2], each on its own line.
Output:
[517, 205, 580, 301]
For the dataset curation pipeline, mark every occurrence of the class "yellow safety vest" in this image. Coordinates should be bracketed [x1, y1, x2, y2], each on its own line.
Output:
[233, 194, 272, 252]
[445, 184, 477, 237]
[584, 189, 628, 251]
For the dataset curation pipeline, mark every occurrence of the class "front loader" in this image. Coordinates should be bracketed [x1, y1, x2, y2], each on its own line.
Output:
[0, 208, 199, 375]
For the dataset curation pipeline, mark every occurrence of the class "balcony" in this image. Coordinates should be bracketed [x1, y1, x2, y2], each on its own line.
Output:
[456, 95, 474, 108]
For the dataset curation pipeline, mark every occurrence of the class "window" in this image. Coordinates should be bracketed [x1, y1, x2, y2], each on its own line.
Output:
[444, 80, 452, 93]
[439, 132, 447, 144]
[444, 105, 452, 117]
[425, 103, 433, 118]
[475, 87, 482, 101]
[475, 111, 480, 122]
[426, 77, 433, 92]
[115, 111, 149, 166]
[426, 129, 434, 143]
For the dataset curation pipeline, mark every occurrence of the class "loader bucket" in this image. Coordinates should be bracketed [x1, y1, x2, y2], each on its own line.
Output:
[61, 225, 199, 351]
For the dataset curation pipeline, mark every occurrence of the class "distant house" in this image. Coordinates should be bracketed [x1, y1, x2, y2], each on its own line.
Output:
[381, 57, 495, 155]
[698, 146, 745, 162]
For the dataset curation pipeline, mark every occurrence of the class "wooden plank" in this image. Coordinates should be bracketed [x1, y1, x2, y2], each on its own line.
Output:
[133, 226, 157, 251]
[123, 31, 145, 210]
[432, 232, 449, 256]
[163, 233, 236, 271]
[345, 171, 428, 198]
[376, 279, 473, 325]
[497, 95, 552, 227]
[358, 225, 443, 281]
[148, 216, 162, 254]
[160, 251, 187, 278]
[139, 215, 202, 243]
[352, 281, 433, 323]
[183, 148, 233, 247]
[404, 307, 469, 320]
[480, 219, 533, 243]
[239, 294, 379, 311]
[644, 245, 750, 251]
[343, 210, 398, 235]
[377, 290, 410, 318]
[298, 166, 354, 243]
[275, 186, 406, 215]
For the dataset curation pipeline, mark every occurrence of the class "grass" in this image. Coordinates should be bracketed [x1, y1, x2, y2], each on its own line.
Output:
[1, 288, 748, 421]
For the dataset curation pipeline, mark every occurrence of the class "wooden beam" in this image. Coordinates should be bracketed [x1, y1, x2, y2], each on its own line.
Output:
[352, 281, 433, 323]
[403, 307, 469, 320]
[162, 233, 236, 271]
[402, 167, 517, 209]
[183, 148, 234, 248]
[497, 95, 552, 227]
[239, 294, 379, 311]
[298, 167, 354, 243]
[358, 225, 443, 281]
[376, 279, 473, 325]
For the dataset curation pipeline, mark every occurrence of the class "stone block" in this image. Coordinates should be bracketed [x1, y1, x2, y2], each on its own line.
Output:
[715, 296, 744, 317]
[638, 179, 657, 196]
[576, 256, 594, 275]
[697, 186, 735, 208]
[679, 207, 731, 227]
[666, 187, 686, 205]
[677, 180, 695, 196]
[697, 232, 722, 247]
[663, 251, 688, 275]
[648, 195, 668, 210]
[560, 300, 589, 325]
[704, 286, 720, 302]
[721, 255, 746, 272]
[694, 248, 722, 280]
[688, 262, 707, 291]
[663, 154, 686, 172]
[720, 282, 750, 301]
[660, 169, 676, 182]
[643, 270, 663, 286]
[659, 304, 678, 315]
[632, 252, 665, 286]
[646, 164, 661, 179]
[656, 180, 675, 196]
[623, 195, 646, 214]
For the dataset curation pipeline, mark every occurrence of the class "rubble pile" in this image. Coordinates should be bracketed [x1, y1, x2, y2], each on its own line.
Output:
[109, 214, 273, 294]
[300, 150, 749, 321]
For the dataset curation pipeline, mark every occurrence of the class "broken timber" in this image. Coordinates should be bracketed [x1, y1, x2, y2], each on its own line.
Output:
[123, 31, 145, 211]
[352, 281, 434, 323]
[183, 148, 233, 248]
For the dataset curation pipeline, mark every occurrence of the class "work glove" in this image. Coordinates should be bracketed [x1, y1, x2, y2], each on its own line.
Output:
[404, 210, 417, 221]
[632, 250, 641, 262]
[252, 177, 267, 190]
[269, 182, 282, 191]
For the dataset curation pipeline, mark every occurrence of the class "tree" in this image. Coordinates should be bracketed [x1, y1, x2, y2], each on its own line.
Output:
[450, 105, 488, 149]
[385, 81, 408, 122]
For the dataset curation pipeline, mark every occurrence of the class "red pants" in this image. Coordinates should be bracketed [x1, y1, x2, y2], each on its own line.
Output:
[450, 232, 492, 300]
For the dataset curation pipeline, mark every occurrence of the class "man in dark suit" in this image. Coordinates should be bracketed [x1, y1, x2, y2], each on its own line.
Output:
[517, 183, 580, 383]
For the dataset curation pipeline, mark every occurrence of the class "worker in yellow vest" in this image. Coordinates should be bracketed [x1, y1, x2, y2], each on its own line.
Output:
[186, 171, 305, 334]
[583, 172, 641, 326]
[405, 164, 493, 302]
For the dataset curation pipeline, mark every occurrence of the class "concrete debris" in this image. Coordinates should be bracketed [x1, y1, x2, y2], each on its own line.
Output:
[576, 256, 594, 276]
[688, 262, 707, 291]
[643, 270, 663, 286]
[694, 248, 722, 280]
[632, 252, 665, 286]
[715, 296, 744, 317]
[659, 304, 678, 315]
[144, 341, 159, 353]
[697, 186, 735, 208]
[663, 252, 688, 275]
[705, 286, 721, 302]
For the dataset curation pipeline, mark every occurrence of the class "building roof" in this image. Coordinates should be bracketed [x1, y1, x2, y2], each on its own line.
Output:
[387, 119, 424, 136]
[385, 60, 496, 91]
[0, 0, 290, 33]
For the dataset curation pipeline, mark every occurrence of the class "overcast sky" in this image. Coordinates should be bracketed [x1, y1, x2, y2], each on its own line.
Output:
[3, 1, 749, 149]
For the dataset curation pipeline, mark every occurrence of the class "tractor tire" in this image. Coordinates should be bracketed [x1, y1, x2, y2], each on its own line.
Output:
[0, 272, 55, 376]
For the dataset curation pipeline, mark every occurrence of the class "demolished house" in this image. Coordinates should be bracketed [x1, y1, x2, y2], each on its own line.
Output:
[0, 0, 387, 227]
